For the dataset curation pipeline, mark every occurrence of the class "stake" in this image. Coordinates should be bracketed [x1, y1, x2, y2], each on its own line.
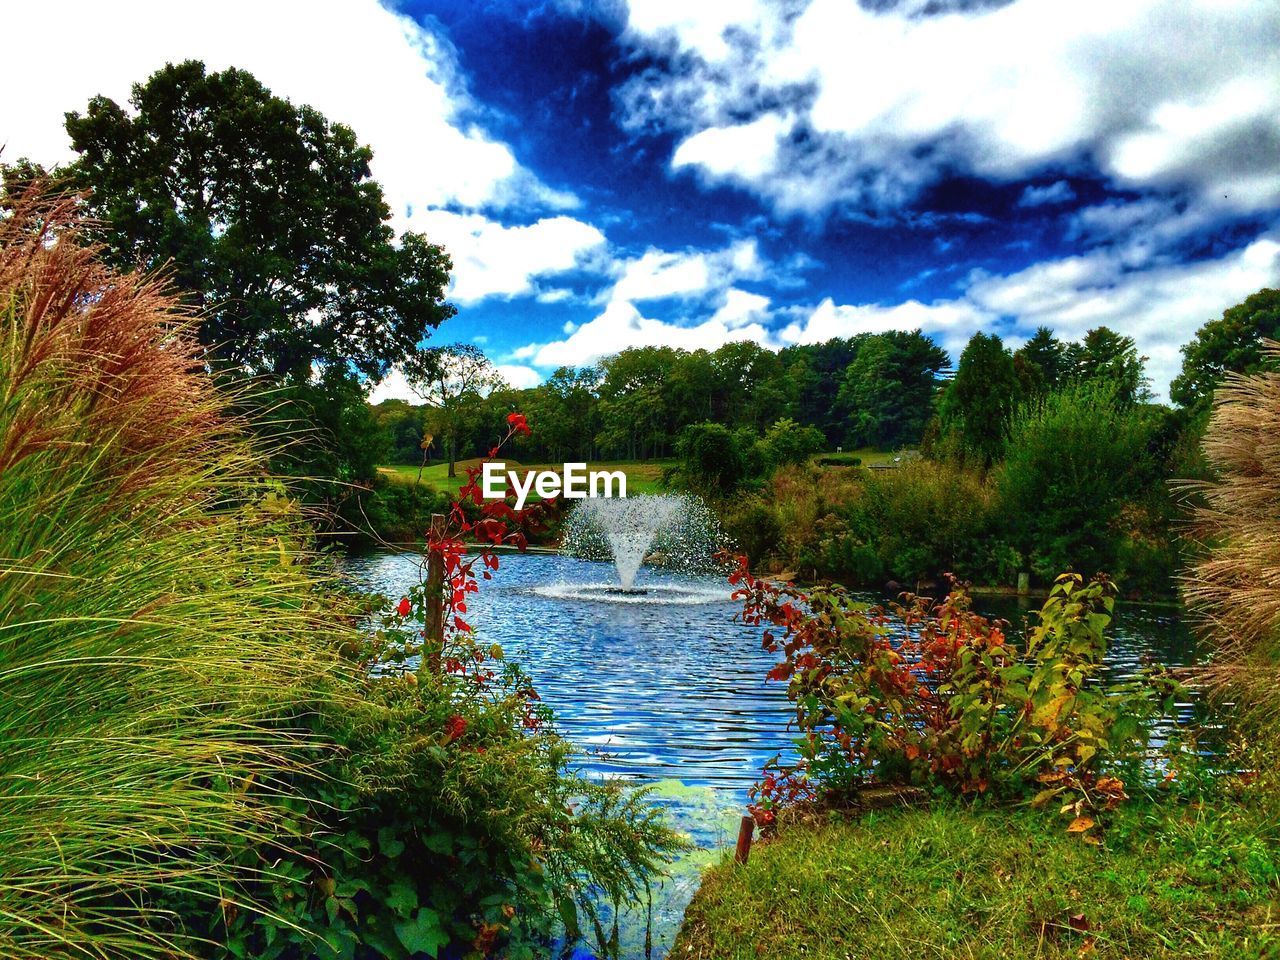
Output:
[734, 814, 754, 865]
[424, 513, 445, 675]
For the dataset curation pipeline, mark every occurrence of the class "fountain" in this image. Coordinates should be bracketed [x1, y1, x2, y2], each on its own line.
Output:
[556, 493, 725, 602]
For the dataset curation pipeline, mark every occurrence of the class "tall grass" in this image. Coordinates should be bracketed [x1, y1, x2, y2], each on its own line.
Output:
[1184, 342, 1280, 722]
[0, 189, 352, 958]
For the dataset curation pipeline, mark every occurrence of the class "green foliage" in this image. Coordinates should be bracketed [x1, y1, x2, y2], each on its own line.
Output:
[736, 569, 1179, 836]
[0, 190, 351, 959]
[676, 421, 748, 494]
[758, 417, 825, 468]
[49, 60, 455, 488]
[835, 330, 948, 448]
[1064, 327, 1153, 406]
[204, 659, 681, 960]
[939, 331, 1019, 467]
[1171, 287, 1280, 412]
[1014, 326, 1067, 391]
[1000, 381, 1156, 579]
[60, 60, 454, 382]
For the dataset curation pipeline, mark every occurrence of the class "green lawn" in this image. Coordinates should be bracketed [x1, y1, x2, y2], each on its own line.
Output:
[376, 458, 674, 496]
[676, 799, 1280, 960]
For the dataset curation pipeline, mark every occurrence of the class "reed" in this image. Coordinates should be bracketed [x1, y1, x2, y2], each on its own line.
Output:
[1184, 342, 1280, 723]
[0, 187, 352, 958]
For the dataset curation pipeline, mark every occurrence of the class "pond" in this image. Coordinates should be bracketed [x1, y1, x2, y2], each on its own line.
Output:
[342, 550, 1203, 959]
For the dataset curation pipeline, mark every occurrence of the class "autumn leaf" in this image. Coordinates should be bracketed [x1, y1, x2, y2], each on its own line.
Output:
[1066, 816, 1095, 834]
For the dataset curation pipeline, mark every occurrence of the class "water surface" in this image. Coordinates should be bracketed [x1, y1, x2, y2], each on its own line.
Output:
[341, 551, 1201, 958]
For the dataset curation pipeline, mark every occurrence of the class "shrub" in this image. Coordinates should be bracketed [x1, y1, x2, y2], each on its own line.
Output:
[676, 421, 747, 493]
[0, 187, 678, 960]
[999, 381, 1154, 580]
[759, 417, 826, 468]
[730, 564, 1179, 840]
[843, 459, 1000, 584]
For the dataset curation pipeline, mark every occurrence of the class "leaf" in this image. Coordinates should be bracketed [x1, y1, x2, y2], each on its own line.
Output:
[394, 907, 448, 958]
[1031, 787, 1063, 809]
[1066, 816, 1096, 834]
[557, 894, 582, 941]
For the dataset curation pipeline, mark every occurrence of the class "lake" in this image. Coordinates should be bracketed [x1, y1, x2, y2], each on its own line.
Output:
[342, 550, 1202, 959]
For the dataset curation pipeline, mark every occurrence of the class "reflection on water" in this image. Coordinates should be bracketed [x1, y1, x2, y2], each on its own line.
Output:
[340, 550, 1202, 959]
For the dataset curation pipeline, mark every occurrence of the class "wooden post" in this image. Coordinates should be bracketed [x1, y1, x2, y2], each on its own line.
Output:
[423, 513, 445, 676]
[734, 814, 754, 865]
[1017, 571, 1031, 596]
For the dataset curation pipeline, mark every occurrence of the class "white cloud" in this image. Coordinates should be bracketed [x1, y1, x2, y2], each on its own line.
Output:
[620, 0, 1280, 216]
[1018, 180, 1076, 208]
[407, 211, 607, 304]
[965, 234, 1280, 393]
[495, 364, 543, 389]
[611, 239, 765, 302]
[1, 0, 576, 218]
[516, 232, 1280, 400]
[368, 368, 414, 405]
[528, 296, 777, 368]
[778, 297, 992, 360]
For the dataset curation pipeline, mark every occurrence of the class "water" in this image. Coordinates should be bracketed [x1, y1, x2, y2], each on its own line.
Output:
[341, 550, 1203, 959]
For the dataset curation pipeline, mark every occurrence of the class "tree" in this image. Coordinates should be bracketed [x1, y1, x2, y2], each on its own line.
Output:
[939, 332, 1019, 467]
[759, 418, 826, 468]
[61, 61, 454, 382]
[836, 330, 947, 448]
[1065, 327, 1152, 405]
[676, 422, 746, 494]
[1014, 327, 1066, 391]
[403, 345, 505, 477]
[1170, 288, 1280, 412]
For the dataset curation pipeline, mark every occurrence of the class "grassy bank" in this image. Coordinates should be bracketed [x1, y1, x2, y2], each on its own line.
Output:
[676, 799, 1280, 960]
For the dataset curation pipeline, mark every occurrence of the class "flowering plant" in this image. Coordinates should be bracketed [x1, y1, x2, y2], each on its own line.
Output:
[729, 559, 1182, 839]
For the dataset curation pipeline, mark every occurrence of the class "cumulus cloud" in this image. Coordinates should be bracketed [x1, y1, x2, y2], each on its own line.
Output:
[516, 232, 1280, 399]
[1, 0, 578, 217]
[407, 211, 607, 304]
[1, 0, 608, 314]
[610, 239, 765, 302]
[619, 0, 1280, 216]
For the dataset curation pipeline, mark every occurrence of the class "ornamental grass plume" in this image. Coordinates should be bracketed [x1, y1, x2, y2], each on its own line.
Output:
[0, 185, 352, 958]
[1183, 341, 1280, 722]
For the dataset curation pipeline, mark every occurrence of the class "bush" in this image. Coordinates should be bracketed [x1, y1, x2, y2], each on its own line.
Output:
[999, 381, 1154, 580]
[0, 187, 677, 960]
[843, 459, 1000, 585]
[676, 421, 748, 494]
[730, 566, 1180, 840]
[758, 417, 826, 469]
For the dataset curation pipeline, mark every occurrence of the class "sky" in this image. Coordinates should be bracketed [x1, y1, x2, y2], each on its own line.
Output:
[4, 0, 1279, 401]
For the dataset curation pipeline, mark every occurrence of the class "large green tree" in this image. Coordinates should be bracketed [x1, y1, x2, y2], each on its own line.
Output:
[61, 60, 454, 382]
[837, 330, 948, 448]
[939, 332, 1019, 467]
[1170, 288, 1280, 412]
[1064, 327, 1152, 406]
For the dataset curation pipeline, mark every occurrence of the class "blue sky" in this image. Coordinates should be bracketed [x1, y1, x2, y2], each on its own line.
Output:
[5, 0, 1280, 398]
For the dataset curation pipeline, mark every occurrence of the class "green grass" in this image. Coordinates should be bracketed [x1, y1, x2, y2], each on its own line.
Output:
[377, 458, 675, 496]
[675, 799, 1280, 960]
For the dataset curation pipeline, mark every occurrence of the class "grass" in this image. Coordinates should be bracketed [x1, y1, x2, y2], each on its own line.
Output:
[0, 187, 351, 958]
[377, 457, 676, 496]
[675, 799, 1280, 960]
